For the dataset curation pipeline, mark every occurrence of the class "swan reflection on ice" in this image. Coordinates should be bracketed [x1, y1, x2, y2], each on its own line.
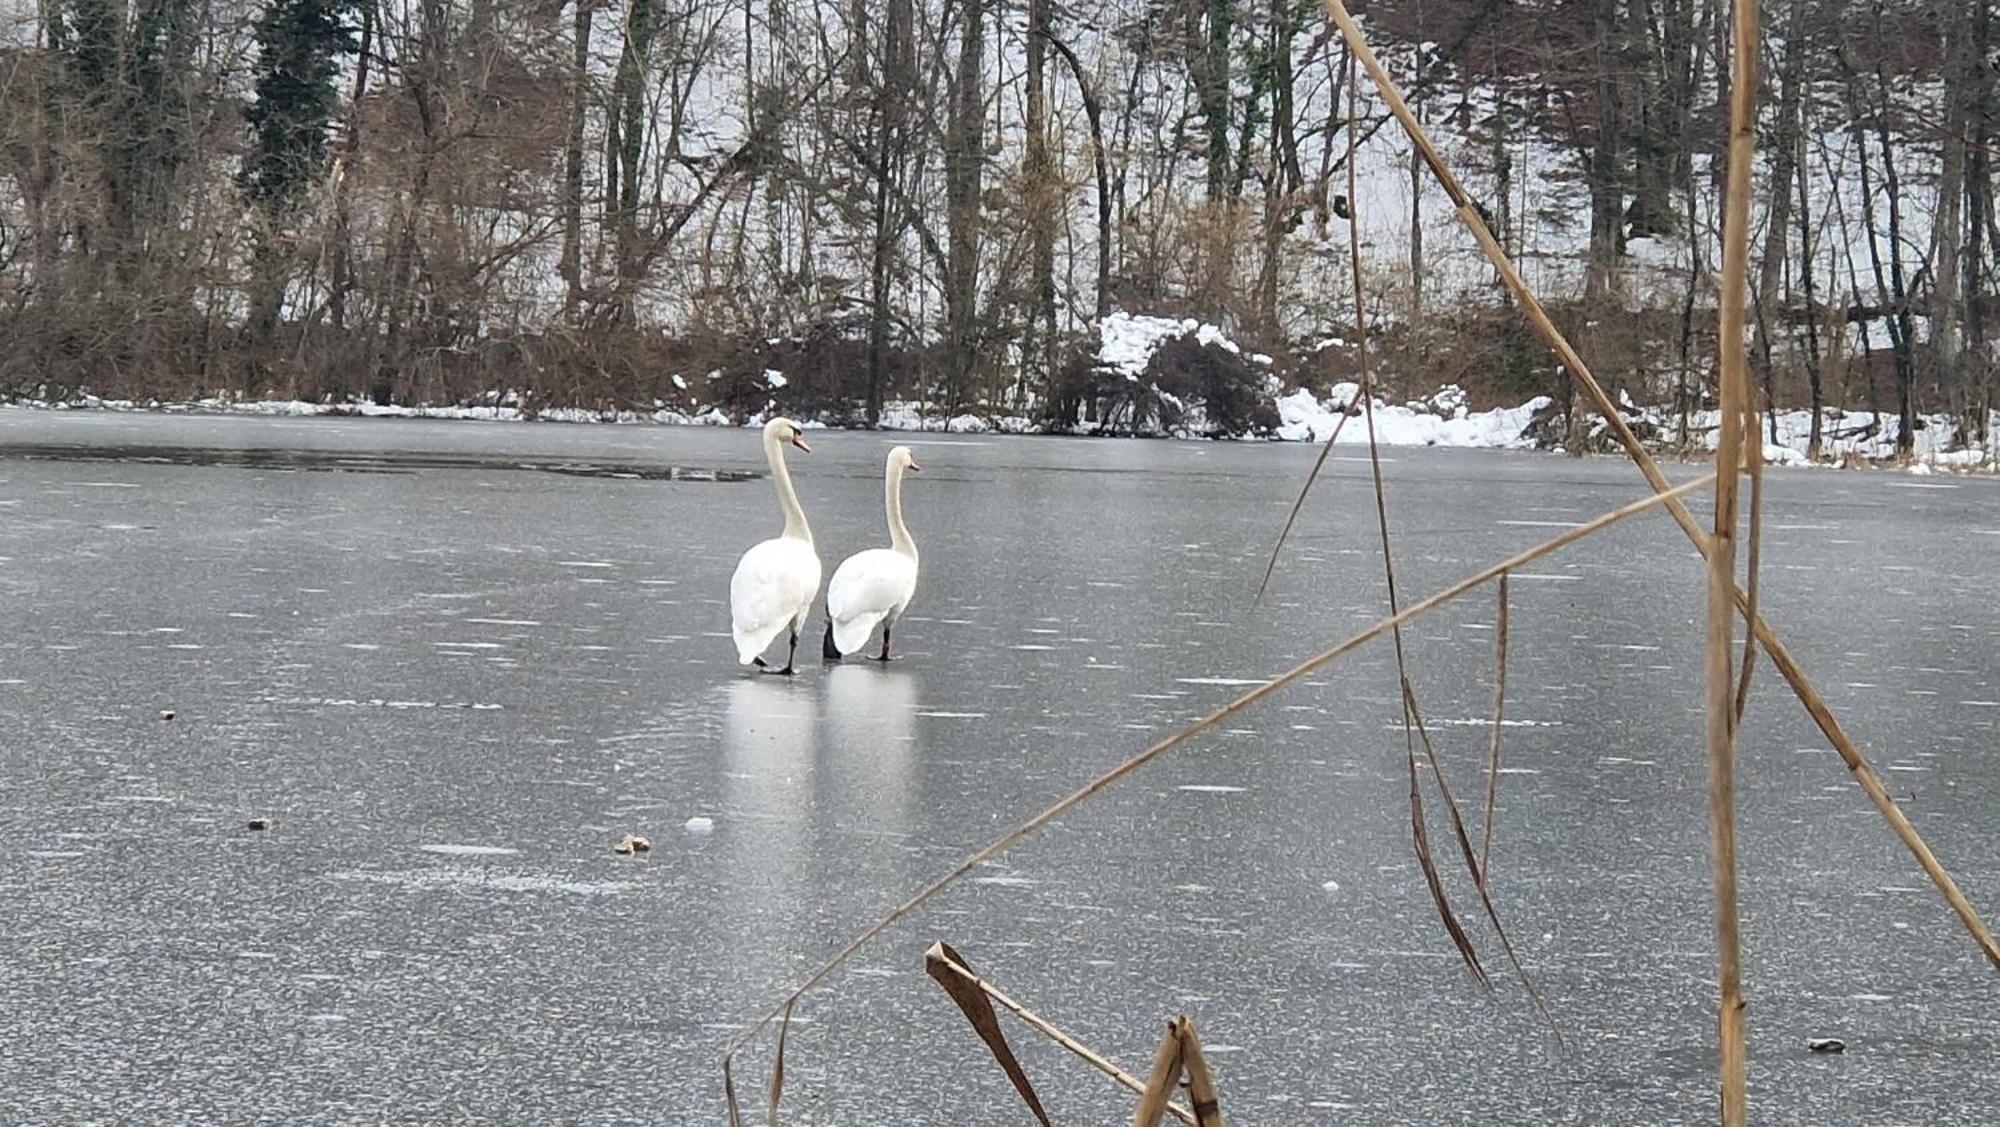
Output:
[824, 664, 917, 835]
[721, 678, 819, 817]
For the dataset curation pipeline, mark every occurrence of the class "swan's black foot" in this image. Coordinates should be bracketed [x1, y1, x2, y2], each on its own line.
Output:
[873, 625, 894, 662]
[821, 620, 843, 662]
[763, 663, 796, 676]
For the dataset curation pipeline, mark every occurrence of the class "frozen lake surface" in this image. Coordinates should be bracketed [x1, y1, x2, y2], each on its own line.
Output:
[2, 409, 1998, 1123]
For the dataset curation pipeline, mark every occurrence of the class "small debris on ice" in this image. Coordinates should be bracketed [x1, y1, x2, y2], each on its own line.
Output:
[158, 710, 176, 721]
[614, 835, 652, 855]
[1807, 1038, 1846, 1054]
[684, 816, 715, 834]
[246, 817, 275, 832]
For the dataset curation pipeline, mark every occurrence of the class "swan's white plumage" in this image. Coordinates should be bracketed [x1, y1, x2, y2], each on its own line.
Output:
[824, 445, 921, 659]
[827, 548, 917, 655]
[731, 536, 822, 663]
[727, 417, 820, 667]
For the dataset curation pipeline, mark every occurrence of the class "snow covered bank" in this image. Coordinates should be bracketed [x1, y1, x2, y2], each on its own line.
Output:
[1609, 404, 2000, 471]
[8, 388, 1994, 473]
[1275, 383, 1553, 450]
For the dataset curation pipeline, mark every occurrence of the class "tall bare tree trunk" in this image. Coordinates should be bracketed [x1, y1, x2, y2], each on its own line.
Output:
[1021, 0, 1056, 393]
[561, 1, 593, 318]
[1751, 0, 1808, 444]
[1795, 122, 1826, 458]
[1585, 0, 1625, 303]
[1968, 1, 1997, 449]
[611, 0, 653, 322]
[944, 0, 984, 409]
[328, 2, 375, 340]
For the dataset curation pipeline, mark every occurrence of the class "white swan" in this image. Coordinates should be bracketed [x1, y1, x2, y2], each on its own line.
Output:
[729, 418, 822, 674]
[823, 445, 922, 662]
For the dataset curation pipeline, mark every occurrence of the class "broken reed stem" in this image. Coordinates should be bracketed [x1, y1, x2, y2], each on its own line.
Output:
[1318, 0, 2000, 971]
[1480, 574, 1510, 880]
[926, 946, 1197, 1125]
[720, 475, 1715, 1101]
[1177, 1019, 1226, 1127]
[1133, 1020, 1189, 1127]
[1708, 1, 1757, 1120]
[1733, 413, 1766, 728]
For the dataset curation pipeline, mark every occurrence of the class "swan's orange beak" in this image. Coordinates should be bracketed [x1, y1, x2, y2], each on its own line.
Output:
[790, 433, 812, 453]
[907, 457, 922, 472]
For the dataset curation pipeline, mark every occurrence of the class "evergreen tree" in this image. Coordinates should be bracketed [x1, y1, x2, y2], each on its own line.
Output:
[240, 0, 355, 220]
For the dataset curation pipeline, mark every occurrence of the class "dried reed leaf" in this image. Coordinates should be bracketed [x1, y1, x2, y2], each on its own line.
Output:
[766, 999, 793, 1127]
[1403, 688, 1488, 987]
[724, 1055, 743, 1127]
[924, 943, 1054, 1126]
[1403, 679, 1560, 1035]
[1480, 573, 1510, 879]
[718, 475, 1713, 1102]
[1132, 1020, 1187, 1127]
[1177, 1019, 1226, 1127]
[926, 942, 1199, 1124]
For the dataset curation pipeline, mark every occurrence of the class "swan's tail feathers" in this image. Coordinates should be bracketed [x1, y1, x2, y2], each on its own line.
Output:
[832, 614, 882, 658]
[734, 622, 785, 666]
[821, 620, 843, 660]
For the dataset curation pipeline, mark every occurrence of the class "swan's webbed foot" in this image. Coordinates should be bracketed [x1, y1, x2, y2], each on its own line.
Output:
[872, 625, 895, 662]
[821, 620, 842, 662]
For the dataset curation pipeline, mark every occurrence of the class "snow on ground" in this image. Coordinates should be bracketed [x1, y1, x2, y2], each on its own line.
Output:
[1629, 405, 1999, 470]
[1275, 383, 1552, 450]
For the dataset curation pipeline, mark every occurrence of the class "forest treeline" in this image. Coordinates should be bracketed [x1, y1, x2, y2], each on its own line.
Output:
[0, 1, 1992, 451]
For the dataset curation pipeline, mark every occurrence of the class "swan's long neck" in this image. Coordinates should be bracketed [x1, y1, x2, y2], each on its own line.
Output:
[885, 462, 916, 559]
[767, 431, 811, 541]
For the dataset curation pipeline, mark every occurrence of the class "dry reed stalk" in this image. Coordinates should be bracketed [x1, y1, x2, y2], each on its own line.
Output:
[720, 475, 1715, 1113]
[1255, 386, 1365, 603]
[1177, 1019, 1226, 1127]
[1708, 1, 1758, 1118]
[925, 944, 1197, 1124]
[1479, 574, 1510, 880]
[1318, 0, 2000, 970]
[1342, 44, 1485, 988]
[1132, 1020, 1189, 1127]
[1343, 46, 1551, 1017]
